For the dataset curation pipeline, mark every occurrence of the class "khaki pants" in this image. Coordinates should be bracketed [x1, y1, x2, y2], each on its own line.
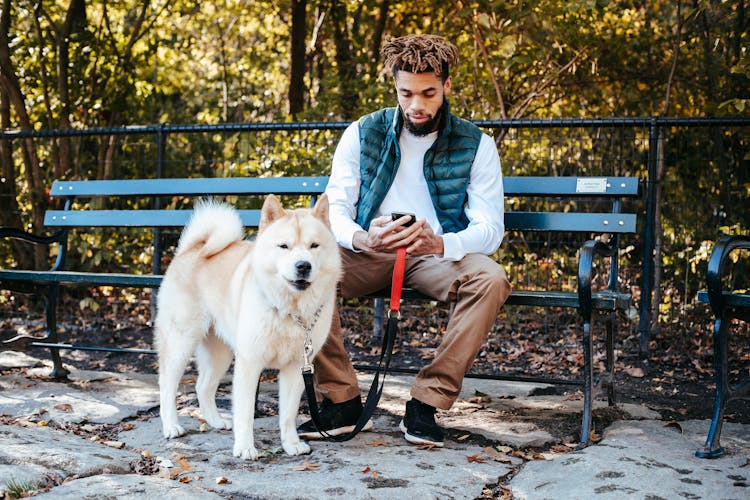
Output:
[313, 248, 511, 410]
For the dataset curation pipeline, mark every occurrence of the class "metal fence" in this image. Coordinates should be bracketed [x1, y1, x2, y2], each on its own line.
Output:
[1, 118, 749, 351]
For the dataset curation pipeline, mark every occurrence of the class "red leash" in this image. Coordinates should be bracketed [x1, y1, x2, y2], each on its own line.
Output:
[302, 246, 407, 441]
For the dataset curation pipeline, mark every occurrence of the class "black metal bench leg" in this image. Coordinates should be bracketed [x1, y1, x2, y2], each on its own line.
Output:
[696, 315, 728, 458]
[605, 311, 616, 406]
[580, 319, 593, 446]
[44, 283, 69, 379]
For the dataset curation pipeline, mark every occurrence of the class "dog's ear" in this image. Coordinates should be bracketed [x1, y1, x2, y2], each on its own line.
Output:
[312, 193, 330, 228]
[259, 194, 286, 231]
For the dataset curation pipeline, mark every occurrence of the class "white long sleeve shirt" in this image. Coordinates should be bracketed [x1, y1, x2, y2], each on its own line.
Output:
[325, 119, 505, 261]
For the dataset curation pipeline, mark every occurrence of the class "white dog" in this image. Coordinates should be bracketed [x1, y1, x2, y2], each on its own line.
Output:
[155, 194, 341, 460]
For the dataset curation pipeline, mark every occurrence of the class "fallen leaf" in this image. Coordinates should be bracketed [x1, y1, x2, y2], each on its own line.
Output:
[215, 476, 231, 484]
[178, 476, 191, 483]
[365, 440, 388, 447]
[457, 434, 471, 441]
[120, 422, 135, 431]
[664, 421, 683, 433]
[625, 367, 645, 378]
[467, 453, 488, 464]
[482, 447, 513, 463]
[416, 443, 439, 450]
[54, 403, 73, 412]
[175, 458, 193, 474]
[292, 461, 320, 471]
[361, 467, 371, 474]
[103, 440, 125, 449]
[550, 444, 574, 454]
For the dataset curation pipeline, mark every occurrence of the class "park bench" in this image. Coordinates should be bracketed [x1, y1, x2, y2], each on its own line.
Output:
[695, 234, 750, 459]
[0, 174, 639, 445]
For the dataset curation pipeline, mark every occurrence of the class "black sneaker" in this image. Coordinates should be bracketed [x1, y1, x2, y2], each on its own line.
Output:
[297, 395, 373, 439]
[399, 398, 445, 447]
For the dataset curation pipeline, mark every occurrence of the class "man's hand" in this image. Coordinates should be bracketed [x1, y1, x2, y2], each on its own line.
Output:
[352, 215, 444, 256]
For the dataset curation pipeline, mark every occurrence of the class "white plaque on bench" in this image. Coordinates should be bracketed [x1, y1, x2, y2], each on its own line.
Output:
[576, 177, 608, 193]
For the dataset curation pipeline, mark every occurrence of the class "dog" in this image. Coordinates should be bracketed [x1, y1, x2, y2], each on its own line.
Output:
[155, 194, 341, 460]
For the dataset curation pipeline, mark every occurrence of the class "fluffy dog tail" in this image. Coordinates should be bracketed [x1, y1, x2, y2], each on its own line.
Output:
[176, 199, 245, 257]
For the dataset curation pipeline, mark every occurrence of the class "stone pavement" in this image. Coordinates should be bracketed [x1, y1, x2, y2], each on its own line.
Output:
[1, 350, 748, 499]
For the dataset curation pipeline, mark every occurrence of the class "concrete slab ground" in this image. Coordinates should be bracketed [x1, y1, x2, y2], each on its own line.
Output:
[0, 350, 748, 499]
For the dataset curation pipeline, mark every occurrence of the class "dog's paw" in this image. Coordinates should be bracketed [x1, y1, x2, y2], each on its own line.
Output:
[282, 439, 312, 456]
[205, 416, 232, 430]
[162, 423, 186, 439]
[233, 444, 260, 461]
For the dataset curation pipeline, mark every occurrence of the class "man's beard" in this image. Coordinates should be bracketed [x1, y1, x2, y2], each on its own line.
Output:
[402, 106, 443, 136]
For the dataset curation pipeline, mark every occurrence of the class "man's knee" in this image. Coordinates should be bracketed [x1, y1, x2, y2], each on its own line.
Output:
[467, 258, 511, 305]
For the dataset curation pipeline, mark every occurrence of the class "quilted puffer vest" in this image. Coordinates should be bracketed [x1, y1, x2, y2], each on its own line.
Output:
[355, 102, 483, 233]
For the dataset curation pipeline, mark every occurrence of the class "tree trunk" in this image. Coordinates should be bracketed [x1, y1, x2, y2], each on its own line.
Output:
[368, 0, 389, 79]
[328, 0, 357, 118]
[0, 0, 47, 268]
[289, 0, 307, 117]
[0, 88, 34, 269]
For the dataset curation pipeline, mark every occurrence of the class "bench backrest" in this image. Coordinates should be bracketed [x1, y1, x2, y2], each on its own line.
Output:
[46, 176, 639, 234]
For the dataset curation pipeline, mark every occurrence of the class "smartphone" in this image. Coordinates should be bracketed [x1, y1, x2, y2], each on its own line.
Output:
[391, 212, 416, 227]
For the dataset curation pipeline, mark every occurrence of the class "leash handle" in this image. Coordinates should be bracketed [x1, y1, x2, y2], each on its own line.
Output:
[389, 246, 407, 313]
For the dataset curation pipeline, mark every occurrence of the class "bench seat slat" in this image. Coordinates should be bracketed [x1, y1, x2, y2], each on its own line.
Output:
[0, 270, 162, 287]
[1, 268, 632, 312]
[377, 288, 631, 311]
[697, 290, 750, 308]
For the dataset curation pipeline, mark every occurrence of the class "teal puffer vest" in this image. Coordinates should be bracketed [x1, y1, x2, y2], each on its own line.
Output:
[355, 102, 483, 233]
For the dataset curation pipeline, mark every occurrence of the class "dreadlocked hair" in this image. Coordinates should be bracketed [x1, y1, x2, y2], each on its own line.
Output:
[381, 34, 459, 81]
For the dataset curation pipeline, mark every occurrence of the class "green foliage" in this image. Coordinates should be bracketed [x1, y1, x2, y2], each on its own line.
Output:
[1, 0, 748, 333]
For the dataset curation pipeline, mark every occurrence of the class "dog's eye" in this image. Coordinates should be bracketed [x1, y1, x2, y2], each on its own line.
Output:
[310, 243, 319, 249]
[278, 244, 289, 249]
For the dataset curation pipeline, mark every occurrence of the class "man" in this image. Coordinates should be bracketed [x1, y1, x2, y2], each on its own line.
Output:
[297, 34, 511, 447]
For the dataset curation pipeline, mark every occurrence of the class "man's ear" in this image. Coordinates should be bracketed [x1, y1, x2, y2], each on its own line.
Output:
[443, 75, 452, 95]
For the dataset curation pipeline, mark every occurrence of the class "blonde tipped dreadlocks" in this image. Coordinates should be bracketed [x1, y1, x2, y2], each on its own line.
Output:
[381, 34, 459, 80]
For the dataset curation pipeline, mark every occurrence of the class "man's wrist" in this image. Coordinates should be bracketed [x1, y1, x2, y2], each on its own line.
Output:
[352, 230, 370, 252]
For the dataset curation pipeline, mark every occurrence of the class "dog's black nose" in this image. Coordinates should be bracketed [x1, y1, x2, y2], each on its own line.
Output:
[295, 260, 312, 278]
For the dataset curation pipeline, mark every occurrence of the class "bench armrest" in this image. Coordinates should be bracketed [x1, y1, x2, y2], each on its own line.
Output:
[706, 234, 750, 317]
[578, 239, 619, 319]
[0, 226, 69, 271]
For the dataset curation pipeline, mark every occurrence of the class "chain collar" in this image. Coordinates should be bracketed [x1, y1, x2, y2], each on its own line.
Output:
[294, 305, 324, 375]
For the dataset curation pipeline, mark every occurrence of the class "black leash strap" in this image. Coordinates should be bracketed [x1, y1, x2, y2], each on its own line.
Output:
[302, 247, 406, 441]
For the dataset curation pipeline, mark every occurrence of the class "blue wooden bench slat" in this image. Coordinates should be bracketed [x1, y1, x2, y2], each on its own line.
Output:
[50, 176, 329, 197]
[0, 270, 163, 287]
[45, 210, 262, 228]
[49, 176, 639, 198]
[505, 212, 636, 233]
[503, 176, 638, 196]
[44, 210, 636, 234]
[697, 290, 750, 309]
[397, 288, 630, 310]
